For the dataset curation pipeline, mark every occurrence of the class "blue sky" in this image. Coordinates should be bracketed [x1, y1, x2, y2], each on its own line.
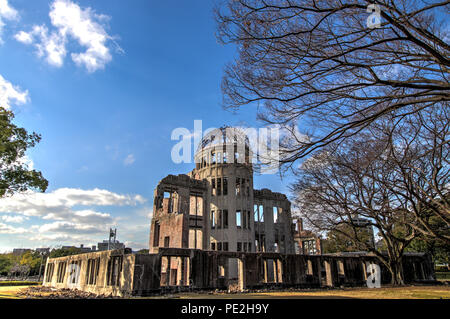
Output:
[0, 0, 295, 252]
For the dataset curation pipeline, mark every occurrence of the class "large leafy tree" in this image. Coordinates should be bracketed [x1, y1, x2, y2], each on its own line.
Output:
[0, 107, 48, 197]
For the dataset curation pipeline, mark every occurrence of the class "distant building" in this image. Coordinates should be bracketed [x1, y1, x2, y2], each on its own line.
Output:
[35, 248, 50, 255]
[97, 240, 125, 251]
[12, 248, 31, 256]
[292, 218, 322, 255]
[351, 217, 375, 249]
[62, 244, 95, 253]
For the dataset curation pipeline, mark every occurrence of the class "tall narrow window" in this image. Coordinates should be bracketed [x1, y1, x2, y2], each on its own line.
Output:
[86, 258, 100, 285]
[218, 210, 222, 229]
[217, 152, 222, 164]
[107, 256, 123, 287]
[56, 262, 66, 283]
[273, 207, 278, 223]
[247, 211, 251, 230]
[153, 222, 160, 247]
[254, 204, 259, 221]
[163, 191, 173, 213]
[236, 210, 241, 228]
[45, 263, 54, 283]
[236, 178, 241, 196]
[164, 236, 170, 248]
[211, 179, 216, 196]
[223, 210, 228, 229]
[223, 177, 228, 195]
[243, 179, 248, 196]
[259, 205, 264, 222]
[211, 151, 216, 164]
[217, 178, 222, 196]
[223, 152, 228, 163]
[242, 210, 247, 229]
[211, 210, 216, 229]
[237, 242, 242, 252]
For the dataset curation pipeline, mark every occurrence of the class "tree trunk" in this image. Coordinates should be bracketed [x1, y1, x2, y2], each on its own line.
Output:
[389, 259, 405, 286]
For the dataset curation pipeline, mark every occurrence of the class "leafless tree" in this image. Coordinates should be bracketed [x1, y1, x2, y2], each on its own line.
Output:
[375, 106, 449, 244]
[215, 0, 449, 166]
[292, 106, 448, 285]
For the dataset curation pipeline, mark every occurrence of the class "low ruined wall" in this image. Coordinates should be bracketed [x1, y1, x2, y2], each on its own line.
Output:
[43, 248, 435, 296]
[43, 249, 134, 297]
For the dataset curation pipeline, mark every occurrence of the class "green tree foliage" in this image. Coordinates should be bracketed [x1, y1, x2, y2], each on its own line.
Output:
[0, 107, 48, 197]
[0, 251, 48, 277]
[322, 225, 373, 254]
[19, 251, 42, 274]
[378, 215, 450, 266]
[0, 254, 16, 275]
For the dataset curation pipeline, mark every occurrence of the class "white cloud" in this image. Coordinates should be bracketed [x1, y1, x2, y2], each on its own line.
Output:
[0, 187, 146, 220]
[0, 187, 147, 246]
[124, 154, 135, 166]
[0, 222, 28, 234]
[0, 74, 29, 109]
[0, 214, 28, 223]
[15, 0, 120, 72]
[29, 24, 67, 67]
[37, 221, 105, 235]
[14, 30, 32, 44]
[0, 0, 18, 43]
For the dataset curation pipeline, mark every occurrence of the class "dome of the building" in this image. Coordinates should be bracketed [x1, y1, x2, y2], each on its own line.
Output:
[195, 126, 250, 154]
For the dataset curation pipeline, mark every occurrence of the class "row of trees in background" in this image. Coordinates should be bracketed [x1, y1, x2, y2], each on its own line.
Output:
[0, 247, 87, 279]
[216, 0, 449, 285]
[0, 251, 43, 278]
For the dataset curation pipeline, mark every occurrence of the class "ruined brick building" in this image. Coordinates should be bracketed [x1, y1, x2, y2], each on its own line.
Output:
[149, 127, 305, 279]
[41, 127, 436, 296]
[150, 127, 298, 255]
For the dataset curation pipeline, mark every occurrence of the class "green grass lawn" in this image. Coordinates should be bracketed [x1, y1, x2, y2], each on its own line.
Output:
[173, 286, 450, 299]
[0, 285, 32, 299]
[0, 281, 41, 287]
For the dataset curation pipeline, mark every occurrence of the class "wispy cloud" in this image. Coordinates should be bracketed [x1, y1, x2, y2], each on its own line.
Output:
[0, 0, 18, 44]
[124, 154, 135, 166]
[1, 215, 28, 223]
[0, 222, 28, 234]
[15, 0, 122, 72]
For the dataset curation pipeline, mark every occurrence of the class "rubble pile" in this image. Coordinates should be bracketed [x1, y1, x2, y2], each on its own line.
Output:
[17, 286, 116, 299]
